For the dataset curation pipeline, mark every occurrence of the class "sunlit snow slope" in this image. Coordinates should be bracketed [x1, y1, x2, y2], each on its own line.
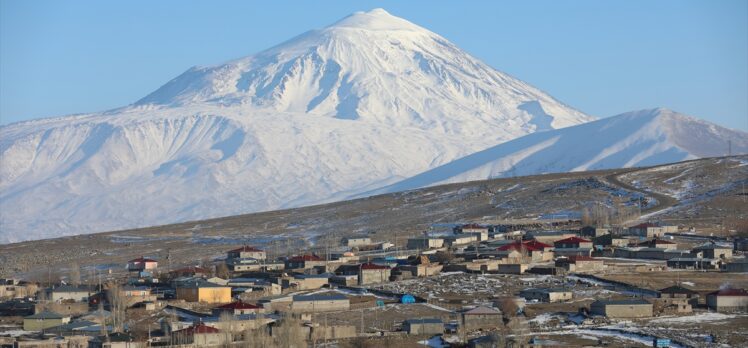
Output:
[0, 9, 592, 242]
[372, 108, 748, 194]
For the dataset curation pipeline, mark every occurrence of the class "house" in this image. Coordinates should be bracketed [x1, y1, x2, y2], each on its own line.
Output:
[50, 285, 92, 302]
[461, 306, 502, 331]
[593, 233, 629, 247]
[283, 273, 331, 290]
[403, 318, 444, 335]
[580, 226, 610, 238]
[725, 259, 748, 273]
[525, 231, 578, 244]
[175, 281, 232, 304]
[443, 234, 478, 246]
[658, 285, 699, 306]
[407, 237, 444, 250]
[126, 257, 158, 271]
[497, 262, 529, 274]
[637, 239, 677, 250]
[398, 256, 443, 277]
[341, 236, 372, 247]
[554, 236, 593, 249]
[286, 254, 327, 269]
[497, 240, 554, 262]
[358, 263, 391, 285]
[555, 256, 605, 272]
[706, 288, 748, 312]
[291, 293, 350, 312]
[226, 257, 285, 272]
[692, 244, 733, 259]
[553, 247, 593, 258]
[212, 301, 264, 316]
[23, 311, 71, 331]
[329, 274, 359, 286]
[589, 299, 653, 318]
[171, 323, 223, 346]
[227, 246, 266, 260]
[627, 223, 677, 238]
[456, 224, 490, 235]
[667, 257, 720, 270]
[117, 285, 157, 307]
[519, 288, 573, 303]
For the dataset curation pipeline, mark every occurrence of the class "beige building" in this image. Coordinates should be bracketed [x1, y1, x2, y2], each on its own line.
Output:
[461, 306, 502, 331]
[50, 285, 91, 302]
[692, 244, 733, 259]
[519, 288, 573, 303]
[706, 288, 748, 312]
[23, 311, 70, 331]
[284, 274, 330, 290]
[341, 237, 372, 247]
[358, 263, 391, 285]
[590, 299, 653, 318]
[555, 256, 605, 272]
[403, 318, 444, 335]
[176, 282, 232, 304]
[171, 324, 223, 346]
[407, 237, 444, 250]
[227, 246, 266, 260]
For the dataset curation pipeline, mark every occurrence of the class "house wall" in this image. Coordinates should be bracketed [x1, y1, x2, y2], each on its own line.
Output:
[707, 295, 748, 312]
[462, 314, 502, 331]
[359, 269, 390, 285]
[50, 291, 90, 302]
[591, 303, 653, 318]
[404, 322, 444, 335]
[291, 299, 350, 312]
[497, 264, 527, 274]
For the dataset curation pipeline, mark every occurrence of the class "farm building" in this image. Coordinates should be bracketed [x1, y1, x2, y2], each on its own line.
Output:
[692, 244, 733, 259]
[50, 285, 92, 302]
[402, 318, 444, 335]
[706, 288, 748, 312]
[407, 237, 444, 250]
[286, 254, 327, 269]
[555, 256, 604, 272]
[462, 306, 502, 331]
[590, 299, 653, 318]
[519, 288, 572, 303]
[554, 236, 593, 249]
[667, 258, 720, 270]
[23, 311, 71, 331]
[211, 301, 264, 316]
[291, 293, 350, 313]
[171, 323, 222, 346]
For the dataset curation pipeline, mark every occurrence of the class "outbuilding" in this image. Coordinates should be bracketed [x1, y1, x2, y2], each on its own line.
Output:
[706, 288, 748, 312]
[403, 318, 444, 335]
[590, 299, 653, 318]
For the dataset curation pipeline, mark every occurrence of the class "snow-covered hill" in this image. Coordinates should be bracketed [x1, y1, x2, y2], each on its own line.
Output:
[371, 108, 748, 194]
[0, 9, 591, 243]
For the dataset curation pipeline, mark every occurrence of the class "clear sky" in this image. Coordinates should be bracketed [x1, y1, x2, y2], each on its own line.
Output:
[1, 0, 747, 130]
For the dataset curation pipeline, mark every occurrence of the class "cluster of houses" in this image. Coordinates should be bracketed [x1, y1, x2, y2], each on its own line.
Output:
[1, 220, 747, 347]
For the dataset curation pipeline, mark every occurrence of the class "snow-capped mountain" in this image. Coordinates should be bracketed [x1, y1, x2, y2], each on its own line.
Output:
[372, 108, 748, 194]
[0, 9, 592, 243]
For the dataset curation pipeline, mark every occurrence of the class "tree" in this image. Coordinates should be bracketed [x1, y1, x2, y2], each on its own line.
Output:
[216, 263, 230, 279]
[106, 283, 127, 333]
[69, 262, 81, 286]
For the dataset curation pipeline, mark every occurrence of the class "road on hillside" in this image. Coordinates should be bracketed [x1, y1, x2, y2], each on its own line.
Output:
[603, 169, 679, 220]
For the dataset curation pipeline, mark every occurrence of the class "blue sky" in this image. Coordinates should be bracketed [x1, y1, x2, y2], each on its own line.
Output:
[1, 0, 747, 130]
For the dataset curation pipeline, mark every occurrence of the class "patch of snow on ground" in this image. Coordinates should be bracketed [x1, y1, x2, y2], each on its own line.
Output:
[649, 312, 740, 324]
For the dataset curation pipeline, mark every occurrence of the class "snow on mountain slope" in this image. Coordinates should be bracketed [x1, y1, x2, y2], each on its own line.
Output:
[371, 108, 748, 194]
[0, 9, 592, 243]
[135, 8, 592, 135]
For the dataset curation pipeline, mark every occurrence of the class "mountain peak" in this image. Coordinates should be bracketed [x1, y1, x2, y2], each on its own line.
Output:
[327, 8, 425, 32]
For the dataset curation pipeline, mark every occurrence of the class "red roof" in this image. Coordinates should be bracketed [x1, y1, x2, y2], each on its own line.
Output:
[229, 245, 264, 253]
[554, 237, 591, 245]
[360, 263, 390, 270]
[216, 301, 261, 310]
[497, 240, 552, 252]
[290, 254, 322, 262]
[633, 223, 657, 229]
[708, 288, 748, 297]
[174, 324, 220, 334]
[128, 257, 157, 263]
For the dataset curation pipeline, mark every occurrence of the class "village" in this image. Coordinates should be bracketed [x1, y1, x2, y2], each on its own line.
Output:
[1, 220, 747, 348]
